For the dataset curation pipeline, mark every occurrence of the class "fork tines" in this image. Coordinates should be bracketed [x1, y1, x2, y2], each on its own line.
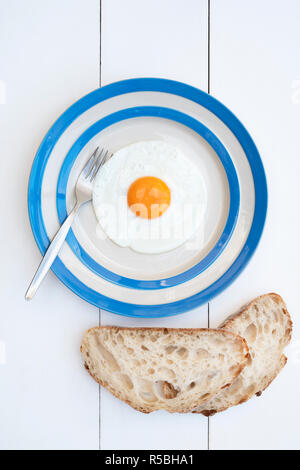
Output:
[84, 147, 109, 181]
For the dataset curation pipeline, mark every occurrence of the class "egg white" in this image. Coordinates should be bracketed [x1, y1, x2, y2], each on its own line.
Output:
[92, 140, 207, 254]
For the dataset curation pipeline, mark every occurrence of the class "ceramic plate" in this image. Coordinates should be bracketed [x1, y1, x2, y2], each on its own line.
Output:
[28, 78, 267, 317]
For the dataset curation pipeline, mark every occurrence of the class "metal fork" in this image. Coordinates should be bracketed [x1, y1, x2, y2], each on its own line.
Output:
[25, 147, 109, 300]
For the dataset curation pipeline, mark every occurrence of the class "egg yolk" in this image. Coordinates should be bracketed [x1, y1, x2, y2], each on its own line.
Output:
[127, 176, 171, 219]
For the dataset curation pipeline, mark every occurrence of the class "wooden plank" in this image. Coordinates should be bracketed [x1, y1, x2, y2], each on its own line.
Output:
[100, 0, 209, 450]
[209, 0, 300, 450]
[0, 0, 100, 450]
[101, 0, 208, 90]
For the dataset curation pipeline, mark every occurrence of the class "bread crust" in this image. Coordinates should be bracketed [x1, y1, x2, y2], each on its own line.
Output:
[221, 293, 292, 340]
[198, 293, 292, 416]
[80, 294, 291, 415]
[81, 326, 249, 414]
[199, 356, 288, 417]
[82, 325, 250, 338]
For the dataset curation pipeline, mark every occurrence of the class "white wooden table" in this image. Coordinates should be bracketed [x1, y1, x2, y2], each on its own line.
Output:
[1, 0, 299, 450]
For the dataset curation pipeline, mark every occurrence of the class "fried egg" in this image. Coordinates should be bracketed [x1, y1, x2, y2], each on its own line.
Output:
[92, 140, 207, 254]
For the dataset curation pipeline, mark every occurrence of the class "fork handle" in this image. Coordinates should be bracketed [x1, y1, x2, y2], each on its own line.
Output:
[25, 203, 80, 300]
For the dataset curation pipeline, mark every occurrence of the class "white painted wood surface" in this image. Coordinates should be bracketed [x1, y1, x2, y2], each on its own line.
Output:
[0, 0, 299, 450]
[209, 0, 300, 450]
[0, 0, 100, 451]
[100, 0, 209, 451]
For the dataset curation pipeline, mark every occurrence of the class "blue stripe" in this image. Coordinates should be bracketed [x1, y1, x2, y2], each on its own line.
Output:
[56, 106, 240, 289]
[28, 78, 267, 318]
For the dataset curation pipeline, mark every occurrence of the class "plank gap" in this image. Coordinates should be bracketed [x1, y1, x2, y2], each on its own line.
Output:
[207, 0, 211, 451]
[98, 0, 102, 452]
[208, 0, 210, 94]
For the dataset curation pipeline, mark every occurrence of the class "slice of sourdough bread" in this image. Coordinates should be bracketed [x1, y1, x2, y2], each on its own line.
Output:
[81, 327, 249, 413]
[194, 293, 292, 416]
